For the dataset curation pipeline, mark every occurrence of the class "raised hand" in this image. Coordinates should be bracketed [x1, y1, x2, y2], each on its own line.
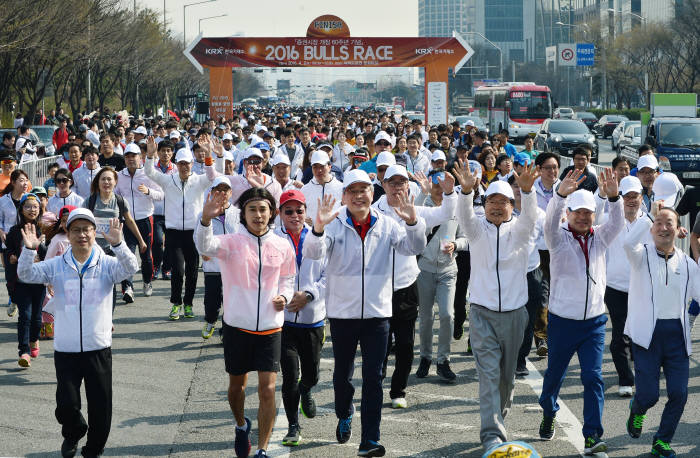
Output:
[103, 218, 123, 246]
[557, 168, 585, 197]
[146, 135, 157, 159]
[452, 158, 478, 194]
[211, 137, 223, 158]
[413, 171, 431, 195]
[651, 199, 664, 218]
[598, 168, 618, 198]
[392, 190, 418, 225]
[21, 223, 40, 249]
[201, 190, 227, 224]
[314, 194, 339, 233]
[438, 169, 456, 194]
[514, 162, 540, 193]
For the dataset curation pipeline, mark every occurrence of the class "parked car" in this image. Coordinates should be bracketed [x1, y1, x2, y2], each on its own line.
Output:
[611, 120, 639, 149]
[534, 119, 599, 163]
[0, 125, 57, 157]
[553, 107, 575, 119]
[613, 121, 641, 153]
[592, 114, 629, 138]
[574, 111, 598, 130]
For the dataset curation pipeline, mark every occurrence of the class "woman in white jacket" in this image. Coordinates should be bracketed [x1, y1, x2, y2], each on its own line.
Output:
[622, 202, 700, 458]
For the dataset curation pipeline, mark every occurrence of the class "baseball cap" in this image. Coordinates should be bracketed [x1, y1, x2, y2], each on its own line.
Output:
[352, 148, 369, 161]
[513, 152, 531, 166]
[66, 208, 96, 229]
[124, 143, 141, 155]
[376, 151, 396, 168]
[223, 150, 234, 162]
[174, 148, 193, 163]
[619, 176, 643, 196]
[19, 193, 39, 206]
[58, 205, 77, 219]
[311, 150, 331, 165]
[243, 148, 264, 160]
[383, 164, 409, 181]
[652, 172, 683, 208]
[78, 124, 88, 132]
[271, 154, 291, 166]
[431, 150, 447, 162]
[316, 141, 333, 151]
[30, 186, 47, 196]
[222, 133, 233, 141]
[169, 130, 181, 139]
[567, 189, 596, 212]
[483, 180, 515, 200]
[343, 169, 372, 189]
[256, 125, 268, 132]
[263, 132, 274, 139]
[133, 126, 148, 136]
[465, 120, 475, 127]
[374, 131, 392, 144]
[279, 189, 306, 208]
[210, 176, 231, 189]
[637, 155, 658, 171]
[252, 141, 270, 152]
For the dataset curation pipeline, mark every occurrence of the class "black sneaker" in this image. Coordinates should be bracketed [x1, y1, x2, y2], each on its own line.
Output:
[539, 415, 555, 441]
[627, 401, 646, 439]
[282, 423, 301, 446]
[583, 436, 607, 455]
[358, 440, 386, 457]
[436, 361, 457, 383]
[453, 324, 464, 340]
[336, 406, 354, 444]
[536, 339, 548, 357]
[234, 417, 252, 458]
[651, 439, 676, 457]
[416, 357, 431, 378]
[515, 365, 529, 378]
[61, 438, 79, 457]
[299, 386, 317, 418]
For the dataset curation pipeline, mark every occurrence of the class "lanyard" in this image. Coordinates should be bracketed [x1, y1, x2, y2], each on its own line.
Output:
[289, 227, 308, 267]
[71, 248, 95, 277]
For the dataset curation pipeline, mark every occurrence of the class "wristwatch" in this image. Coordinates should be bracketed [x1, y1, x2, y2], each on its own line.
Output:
[304, 291, 314, 303]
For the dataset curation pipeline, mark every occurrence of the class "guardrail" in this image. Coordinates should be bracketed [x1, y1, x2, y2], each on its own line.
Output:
[18, 156, 58, 192]
[558, 156, 691, 254]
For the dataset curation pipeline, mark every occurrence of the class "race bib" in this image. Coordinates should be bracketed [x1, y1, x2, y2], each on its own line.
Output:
[94, 217, 111, 238]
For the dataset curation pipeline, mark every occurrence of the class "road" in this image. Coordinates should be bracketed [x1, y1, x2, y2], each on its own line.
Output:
[1, 139, 699, 457]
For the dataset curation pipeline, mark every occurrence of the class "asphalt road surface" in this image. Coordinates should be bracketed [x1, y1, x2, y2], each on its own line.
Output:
[1, 139, 698, 458]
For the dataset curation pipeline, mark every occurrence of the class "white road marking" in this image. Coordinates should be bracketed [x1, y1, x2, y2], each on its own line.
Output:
[266, 397, 291, 458]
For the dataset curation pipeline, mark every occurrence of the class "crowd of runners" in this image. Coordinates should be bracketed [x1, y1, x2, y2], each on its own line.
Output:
[1, 106, 699, 458]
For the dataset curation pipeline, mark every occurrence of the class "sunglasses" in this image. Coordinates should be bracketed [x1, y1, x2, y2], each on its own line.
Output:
[55, 178, 71, 184]
[246, 158, 263, 165]
[283, 208, 304, 215]
[376, 141, 391, 146]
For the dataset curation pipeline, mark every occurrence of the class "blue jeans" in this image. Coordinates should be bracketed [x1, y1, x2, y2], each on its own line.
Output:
[539, 312, 607, 438]
[631, 319, 689, 443]
[16, 283, 45, 356]
[329, 317, 389, 443]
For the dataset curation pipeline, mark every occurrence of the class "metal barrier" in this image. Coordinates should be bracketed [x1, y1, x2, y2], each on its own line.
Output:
[18, 156, 58, 191]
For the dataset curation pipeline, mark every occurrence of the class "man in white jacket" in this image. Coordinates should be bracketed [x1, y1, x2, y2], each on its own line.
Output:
[18, 210, 138, 458]
[301, 150, 343, 223]
[623, 201, 700, 458]
[453, 160, 540, 452]
[537, 168, 623, 455]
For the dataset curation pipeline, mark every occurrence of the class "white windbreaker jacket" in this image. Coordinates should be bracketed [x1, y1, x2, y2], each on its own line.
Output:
[18, 242, 138, 352]
[115, 168, 164, 220]
[302, 206, 427, 319]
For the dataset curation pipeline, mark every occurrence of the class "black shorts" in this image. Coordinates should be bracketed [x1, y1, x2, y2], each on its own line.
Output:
[223, 322, 282, 375]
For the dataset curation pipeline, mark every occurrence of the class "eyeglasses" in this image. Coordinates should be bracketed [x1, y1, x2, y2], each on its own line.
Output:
[246, 158, 263, 165]
[283, 209, 304, 215]
[69, 226, 95, 235]
[376, 141, 391, 147]
[55, 178, 71, 184]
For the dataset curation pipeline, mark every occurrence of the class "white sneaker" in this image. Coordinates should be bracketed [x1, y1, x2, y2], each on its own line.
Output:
[143, 283, 153, 297]
[391, 397, 408, 409]
[7, 302, 17, 317]
[123, 286, 134, 303]
[618, 386, 634, 397]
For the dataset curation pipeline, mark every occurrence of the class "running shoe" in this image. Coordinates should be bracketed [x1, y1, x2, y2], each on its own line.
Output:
[7, 301, 17, 317]
[282, 423, 301, 446]
[583, 436, 606, 455]
[234, 417, 252, 458]
[202, 323, 215, 339]
[122, 286, 134, 304]
[18, 353, 31, 368]
[436, 361, 457, 383]
[162, 270, 171, 280]
[391, 397, 407, 409]
[358, 440, 386, 457]
[300, 386, 316, 418]
[618, 385, 633, 397]
[143, 282, 153, 297]
[539, 415, 555, 440]
[515, 365, 529, 378]
[336, 406, 354, 444]
[184, 305, 195, 318]
[416, 357, 431, 378]
[253, 450, 268, 458]
[627, 401, 646, 439]
[61, 437, 79, 457]
[453, 323, 464, 340]
[651, 439, 676, 457]
[169, 304, 181, 320]
[536, 340, 548, 357]
[30, 341, 39, 358]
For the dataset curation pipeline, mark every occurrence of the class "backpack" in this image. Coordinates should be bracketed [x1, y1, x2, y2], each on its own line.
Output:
[86, 193, 128, 222]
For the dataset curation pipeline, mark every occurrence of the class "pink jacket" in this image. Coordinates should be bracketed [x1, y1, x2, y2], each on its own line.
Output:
[194, 221, 296, 331]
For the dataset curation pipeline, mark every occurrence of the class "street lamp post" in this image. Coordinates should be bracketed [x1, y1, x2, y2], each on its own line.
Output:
[199, 14, 227, 34]
[458, 31, 503, 81]
[183, 0, 216, 48]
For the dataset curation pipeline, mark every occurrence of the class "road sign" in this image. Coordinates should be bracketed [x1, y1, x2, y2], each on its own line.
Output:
[557, 43, 575, 67]
[576, 43, 595, 66]
[545, 46, 557, 64]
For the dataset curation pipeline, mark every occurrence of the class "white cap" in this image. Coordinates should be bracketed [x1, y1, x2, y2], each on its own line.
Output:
[124, 143, 141, 155]
[271, 153, 291, 166]
[567, 189, 596, 212]
[210, 176, 231, 189]
[343, 169, 373, 189]
[222, 133, 233, 141]
[637, 155, 658, 171]
[256, 125, 268, 132]
[311, 150, 330, 165]
[484, 180, 515, 200]
[431, 150, 447, 162]
[174, 148, 193, 163]
[66, 208, 96, 229]
[619, 176, 643, 196]
[133, 126, 147, 136]
[169, 130, 181, 139]
[465, 120, 475, 127]
[374, 131, 392, 144]
[223, 150, 234, 162]
[383, 164, 409, 181]
[652, 172, 683, 208]
[243, 148, 264, 160]
[376, 151, 396, 168]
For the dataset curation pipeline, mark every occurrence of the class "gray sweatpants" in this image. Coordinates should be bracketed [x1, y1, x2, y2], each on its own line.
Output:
[417, 269, 457, 363]
[470, 304, 528, 445]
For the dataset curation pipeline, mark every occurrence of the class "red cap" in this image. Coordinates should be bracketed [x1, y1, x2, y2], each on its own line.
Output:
[58, 205, 77, 219]
[279, 190, 306, 208]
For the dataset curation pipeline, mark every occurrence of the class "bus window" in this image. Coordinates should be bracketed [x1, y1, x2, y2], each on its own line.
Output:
[494, 90, 507, 108]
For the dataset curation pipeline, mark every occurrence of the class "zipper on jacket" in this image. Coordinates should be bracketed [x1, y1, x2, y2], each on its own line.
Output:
[664, 255, 668, 285]
[361, 238, 366, 319]
[295, 259, 300, 323]
[496, 225, 502, 312]
[79, 276, 84, 352]
[256, 236, 262, 331]
[181, 180, 186, 230]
